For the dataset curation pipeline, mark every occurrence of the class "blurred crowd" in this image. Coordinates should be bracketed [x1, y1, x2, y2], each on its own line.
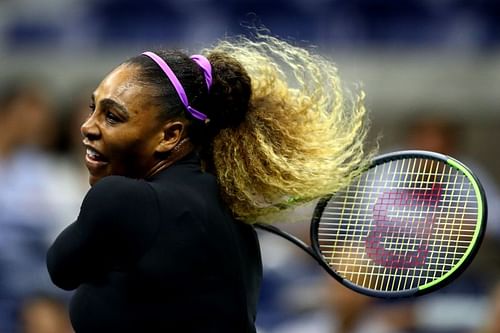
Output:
[1, 0, 500, 51]
[0, 80, 89, 333]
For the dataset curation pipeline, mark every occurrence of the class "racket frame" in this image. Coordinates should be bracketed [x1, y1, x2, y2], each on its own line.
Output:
[256, 150, 487, 298]
[309, 150, 488, 298]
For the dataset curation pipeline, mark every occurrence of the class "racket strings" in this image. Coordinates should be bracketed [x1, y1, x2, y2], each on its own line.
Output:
[317, 157, 479, 292]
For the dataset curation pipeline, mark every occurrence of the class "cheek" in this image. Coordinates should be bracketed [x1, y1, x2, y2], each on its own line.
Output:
[107, 135, 157, 176]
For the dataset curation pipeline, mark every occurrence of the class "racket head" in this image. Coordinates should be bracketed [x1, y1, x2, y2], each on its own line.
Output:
[310, 150, 487, 298]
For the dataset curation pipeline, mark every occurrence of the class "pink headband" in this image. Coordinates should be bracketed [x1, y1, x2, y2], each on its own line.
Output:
[142, 51, 211, 122]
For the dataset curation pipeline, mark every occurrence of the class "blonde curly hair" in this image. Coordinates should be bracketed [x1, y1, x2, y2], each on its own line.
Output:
[202, 34, 373, 222]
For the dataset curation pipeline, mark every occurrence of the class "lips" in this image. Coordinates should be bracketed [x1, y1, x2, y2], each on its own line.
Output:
[84, 144, 109, 169]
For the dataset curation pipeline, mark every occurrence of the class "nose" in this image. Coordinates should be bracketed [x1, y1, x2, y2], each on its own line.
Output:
[81, 113, 100, 140]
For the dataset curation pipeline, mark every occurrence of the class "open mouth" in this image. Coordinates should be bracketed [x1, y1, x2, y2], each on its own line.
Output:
[86, 147, 107, 162]
[85, 146, 109, 167]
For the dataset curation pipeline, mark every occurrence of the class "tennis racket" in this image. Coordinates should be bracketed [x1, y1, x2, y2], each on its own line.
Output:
[255, 150, 487, 298]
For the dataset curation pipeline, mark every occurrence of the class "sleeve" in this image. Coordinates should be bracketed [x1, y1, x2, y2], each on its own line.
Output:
[46, 176, 160, 290]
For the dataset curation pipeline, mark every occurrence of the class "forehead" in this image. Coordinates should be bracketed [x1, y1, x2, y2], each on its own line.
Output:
[94, 64, 145, 105]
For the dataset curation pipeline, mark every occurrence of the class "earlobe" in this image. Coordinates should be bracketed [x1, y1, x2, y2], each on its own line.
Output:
[156, 121, 185, 154]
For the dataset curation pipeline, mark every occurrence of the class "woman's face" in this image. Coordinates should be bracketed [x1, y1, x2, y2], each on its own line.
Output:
[81, 64, 166, 185]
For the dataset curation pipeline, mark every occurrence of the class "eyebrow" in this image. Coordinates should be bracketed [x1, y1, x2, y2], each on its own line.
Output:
[92, 94, 130, 118]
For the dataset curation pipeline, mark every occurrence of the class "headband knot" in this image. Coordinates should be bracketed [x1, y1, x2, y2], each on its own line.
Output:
[190, 54, 212, 91]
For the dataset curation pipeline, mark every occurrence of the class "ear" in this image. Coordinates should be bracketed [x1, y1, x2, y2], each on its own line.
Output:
[155, 121, 185, 153]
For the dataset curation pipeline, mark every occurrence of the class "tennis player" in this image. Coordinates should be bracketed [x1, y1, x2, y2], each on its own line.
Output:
[46, 34, 370, 333]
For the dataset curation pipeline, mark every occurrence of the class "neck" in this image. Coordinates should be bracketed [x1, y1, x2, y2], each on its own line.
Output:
[144, 138, 194, 178]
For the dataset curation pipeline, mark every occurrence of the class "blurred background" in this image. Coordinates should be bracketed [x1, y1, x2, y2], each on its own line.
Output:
[0, 0, 499, 332]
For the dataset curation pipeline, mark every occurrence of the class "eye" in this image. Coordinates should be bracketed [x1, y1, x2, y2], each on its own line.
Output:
[88, 102, 96, 114]
[105, 111, 121, 124]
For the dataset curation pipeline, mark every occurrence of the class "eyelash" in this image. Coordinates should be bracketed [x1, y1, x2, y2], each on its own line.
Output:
[105, 111, 120, 124]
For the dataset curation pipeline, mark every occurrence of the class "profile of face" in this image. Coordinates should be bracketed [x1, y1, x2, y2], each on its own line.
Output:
[81, 64, 184, 185]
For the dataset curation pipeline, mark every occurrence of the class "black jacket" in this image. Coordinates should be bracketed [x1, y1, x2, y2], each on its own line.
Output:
[47, 153, 262, 333]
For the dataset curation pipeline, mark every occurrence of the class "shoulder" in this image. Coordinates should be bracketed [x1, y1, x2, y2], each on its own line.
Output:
[87, 175, 154, 200]
[91, 175, 152, 193]
[81, 175, 158, 220]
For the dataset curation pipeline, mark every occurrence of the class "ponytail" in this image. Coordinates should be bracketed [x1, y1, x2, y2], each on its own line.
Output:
[203, 34, 373, 221]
